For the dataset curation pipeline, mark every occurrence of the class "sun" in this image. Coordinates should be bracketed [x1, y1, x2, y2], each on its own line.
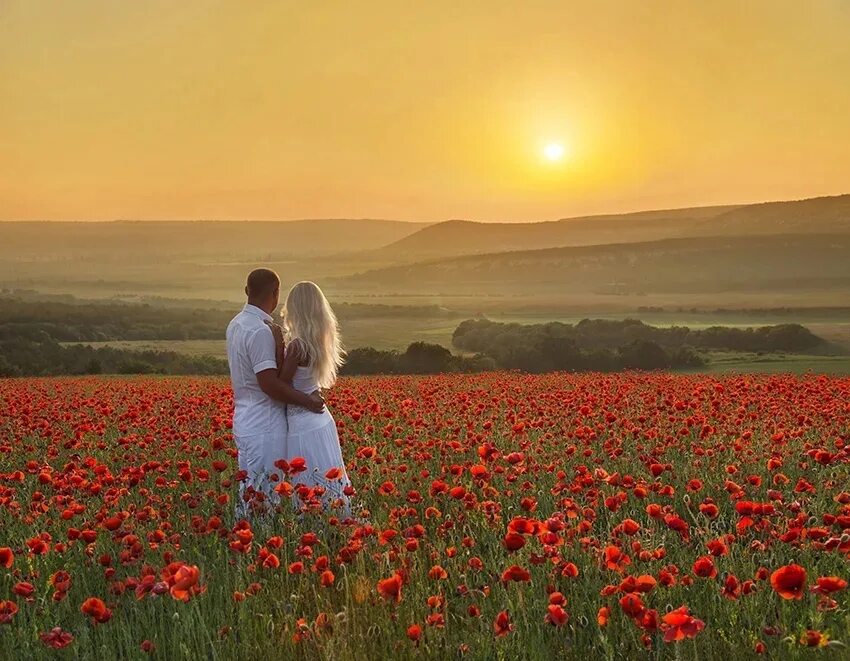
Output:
[542, 142, 566, 162]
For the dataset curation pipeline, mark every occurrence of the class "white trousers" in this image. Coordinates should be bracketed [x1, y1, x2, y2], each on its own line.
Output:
[234, 429, 286, 518]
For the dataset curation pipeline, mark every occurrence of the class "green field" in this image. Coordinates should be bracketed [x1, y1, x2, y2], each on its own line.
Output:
[695, 351, 850, 375]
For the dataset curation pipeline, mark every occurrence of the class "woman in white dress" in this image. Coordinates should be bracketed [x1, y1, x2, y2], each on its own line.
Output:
[269, 281, 351, 517]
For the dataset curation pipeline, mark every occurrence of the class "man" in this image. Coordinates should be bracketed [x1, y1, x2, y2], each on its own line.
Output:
[226, 268, 324, 517]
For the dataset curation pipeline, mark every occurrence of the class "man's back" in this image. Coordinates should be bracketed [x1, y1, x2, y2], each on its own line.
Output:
[226, 304, 285, 437]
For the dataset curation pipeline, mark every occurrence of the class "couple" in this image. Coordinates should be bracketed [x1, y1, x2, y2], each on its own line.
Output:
[225, 268, 351, 519]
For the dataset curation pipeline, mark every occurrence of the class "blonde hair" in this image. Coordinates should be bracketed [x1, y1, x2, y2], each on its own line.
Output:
[281, 281, 345, 388]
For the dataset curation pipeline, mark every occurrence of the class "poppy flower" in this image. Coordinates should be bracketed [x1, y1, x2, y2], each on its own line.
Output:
[377, 572, 403, 603]
[406, 624, 422, 643]
[40, 627, 74, 648]
[325, 467, 343, 480]
[604, 545, 631, 572]
[493, 610, 513, 637]
[811, 576, 847, 595]
[503, 532, 526, 551]
[693, 556, 717, 579]
[0, 548, 13, 569]
[662, 606, 704, 642]
[12, 582, 35, 599]
[80, 597, 112, 623]
[0, 600, 18, 624]
[169, 565, 201, 602]
[545, 604, 569, 626]
[501, 565, 531, 583]
[619, 593, 645, 618]
[320, 570, 335, 587]
[770, 564, 807, 600]
[800, 630, 827, 647]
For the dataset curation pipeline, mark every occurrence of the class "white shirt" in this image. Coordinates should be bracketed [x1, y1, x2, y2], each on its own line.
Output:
[226, 304, 286, 436]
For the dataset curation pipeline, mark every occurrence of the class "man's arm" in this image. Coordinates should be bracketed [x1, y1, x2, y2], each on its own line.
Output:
[247, 325, 324, 413]
[256, 369, 324, 412]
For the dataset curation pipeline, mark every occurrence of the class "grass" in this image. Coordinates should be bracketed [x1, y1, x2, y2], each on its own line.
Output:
[693, 351, 850, 375]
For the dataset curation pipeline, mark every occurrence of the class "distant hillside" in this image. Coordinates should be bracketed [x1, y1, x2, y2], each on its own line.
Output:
[341, 234, 850, 296]
[376, 194, 850, 259]
[0, 219, 429, 262]
[690, 194, 850, 236]
[375, 205, 737, 258]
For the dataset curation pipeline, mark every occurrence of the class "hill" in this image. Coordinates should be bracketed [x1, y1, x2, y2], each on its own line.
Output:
[374, 205, 738, 258]
[690, 194, 850, 236]
[375, 194, 850, 259]
[0, 219, 429, 262]
[340, 233, 850, 296]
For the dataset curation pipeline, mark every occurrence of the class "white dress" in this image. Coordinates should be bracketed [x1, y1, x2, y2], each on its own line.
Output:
[284, 351, 351, 516]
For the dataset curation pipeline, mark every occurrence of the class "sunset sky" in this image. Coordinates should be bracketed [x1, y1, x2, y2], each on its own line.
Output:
[2, 0, 849, 222]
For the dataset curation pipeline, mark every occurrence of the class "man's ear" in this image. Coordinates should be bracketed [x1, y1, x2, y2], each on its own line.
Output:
[245, 286, 249, 297]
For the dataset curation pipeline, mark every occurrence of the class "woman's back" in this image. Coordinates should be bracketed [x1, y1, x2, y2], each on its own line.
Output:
[292, 364, 319, 395]
[287, 338, 320, 394]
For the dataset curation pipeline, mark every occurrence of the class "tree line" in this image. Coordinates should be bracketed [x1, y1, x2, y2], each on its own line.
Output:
[0, 296, 829, 377]
[453, 318, 826, 357]
[0, 336, 227, 378]
[0, 296, 457, 343]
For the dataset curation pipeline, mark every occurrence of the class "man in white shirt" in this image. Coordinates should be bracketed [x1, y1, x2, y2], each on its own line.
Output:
[226, 268, 324, 518]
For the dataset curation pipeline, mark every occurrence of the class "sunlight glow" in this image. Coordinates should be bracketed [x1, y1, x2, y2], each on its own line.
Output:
[542, 142, 565, 162]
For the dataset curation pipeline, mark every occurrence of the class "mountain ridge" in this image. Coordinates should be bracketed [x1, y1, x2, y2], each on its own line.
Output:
[374, 194, 850, 258]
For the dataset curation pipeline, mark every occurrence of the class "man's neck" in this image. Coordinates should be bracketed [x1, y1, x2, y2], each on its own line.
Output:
[247, 300, 271, 315]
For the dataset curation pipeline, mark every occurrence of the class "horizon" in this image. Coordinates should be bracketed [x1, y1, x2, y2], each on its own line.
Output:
[2, 190, 848, 225]
[2, 1, 850, 222]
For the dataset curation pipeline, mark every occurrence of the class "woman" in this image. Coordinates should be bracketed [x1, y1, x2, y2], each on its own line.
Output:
[270, 281, 351, 516]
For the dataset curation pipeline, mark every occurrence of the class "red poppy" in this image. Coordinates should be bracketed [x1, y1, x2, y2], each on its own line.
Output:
[377, 572, 403, 603]
[0, 548, 13, 569]
[325, 467, 343, 480]
[604, 545, 631, 572]
[770, 564, 807, 600]
[407, 624, 422, 642]
[693, 556, 717, 579]
[0, 600, 18, 624]
[619, 593, 645, 618]
[545, 604, 569, 626]
[320, 570, 335, 587]
[169, 565, 201, 602]
[493, 610, 513, 637]
[12, 582, 35, 599]
[662, 606, 705, 642]
[40, 627, 74, 648]
[800, 630, 827, 647]
[597, 606, 610, 627]
[503, 532, 526, 551]
[811, 576, 847, 595]
[501, 565, 531, 583]
[80, 597, 112, 623]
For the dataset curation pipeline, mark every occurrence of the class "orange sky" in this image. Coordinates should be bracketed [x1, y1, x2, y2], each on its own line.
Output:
[1, 1, 849, 222]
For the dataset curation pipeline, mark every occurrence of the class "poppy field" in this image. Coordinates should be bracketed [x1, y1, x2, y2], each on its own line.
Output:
[1, 373, 849, 660]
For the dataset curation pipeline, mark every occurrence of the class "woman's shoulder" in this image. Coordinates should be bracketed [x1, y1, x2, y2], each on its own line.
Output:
[286, 337, 309, 362]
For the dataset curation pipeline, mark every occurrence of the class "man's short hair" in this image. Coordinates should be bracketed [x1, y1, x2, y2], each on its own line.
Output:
[246, 268, 280, 299]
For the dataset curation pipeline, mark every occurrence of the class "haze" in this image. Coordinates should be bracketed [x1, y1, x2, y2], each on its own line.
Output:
[2, 0, 849, 222]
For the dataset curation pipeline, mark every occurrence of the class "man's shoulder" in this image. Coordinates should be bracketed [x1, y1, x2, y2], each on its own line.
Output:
[226, 312, 244, 337]
[232, 314, 273, 340]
